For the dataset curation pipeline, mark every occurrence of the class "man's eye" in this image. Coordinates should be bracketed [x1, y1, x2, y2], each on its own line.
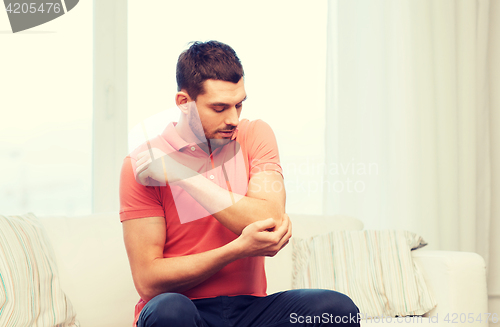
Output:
[213, 106, 225, 112]
[236, 104, 243, 109]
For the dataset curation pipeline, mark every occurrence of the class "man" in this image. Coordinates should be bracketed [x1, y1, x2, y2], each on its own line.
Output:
[119, 40, 360, 327]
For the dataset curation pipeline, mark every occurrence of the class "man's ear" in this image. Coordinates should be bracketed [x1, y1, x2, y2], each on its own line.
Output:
[176, 91, 191, 114]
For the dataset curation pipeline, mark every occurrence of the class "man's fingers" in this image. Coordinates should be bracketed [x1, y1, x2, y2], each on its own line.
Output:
[136, 150, 148, 161]
[254, 218, 276, 231]
[136, 148, 160, 163]
[276, 214, 289, 234]
[279, 239, 290, 251]
[284, 219, 292, 243]
[136, 155, 149, 167]
[136, 161, 148, 175]
[276, 214, 292, 248]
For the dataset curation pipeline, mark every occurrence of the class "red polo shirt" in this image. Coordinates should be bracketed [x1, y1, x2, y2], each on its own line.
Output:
[119, 119, 283, 327]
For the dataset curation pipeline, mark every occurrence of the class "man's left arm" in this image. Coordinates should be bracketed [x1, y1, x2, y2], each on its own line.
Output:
[176, 169, 285, 235]
[136, 119, 286, 235]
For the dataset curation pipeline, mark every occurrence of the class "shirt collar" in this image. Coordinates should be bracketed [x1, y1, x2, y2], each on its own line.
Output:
[161, 122, 191, 151]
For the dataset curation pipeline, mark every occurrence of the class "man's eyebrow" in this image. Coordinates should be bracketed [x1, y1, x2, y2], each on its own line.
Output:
[209, 96, 247, 107]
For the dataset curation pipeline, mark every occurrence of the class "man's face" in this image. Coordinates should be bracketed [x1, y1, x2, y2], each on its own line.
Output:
[188, 78, 246, 148]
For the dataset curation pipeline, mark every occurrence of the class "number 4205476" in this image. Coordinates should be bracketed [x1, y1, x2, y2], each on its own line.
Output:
[443, 313, 498, 324]
[5, 3, 62, 14]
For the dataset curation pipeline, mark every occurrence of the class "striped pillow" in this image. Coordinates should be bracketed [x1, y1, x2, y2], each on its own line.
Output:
[0, 213, 79, 327]
[292, 230, 437, 318]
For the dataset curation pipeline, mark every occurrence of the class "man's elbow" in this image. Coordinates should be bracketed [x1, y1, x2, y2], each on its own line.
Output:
[134, 277, 155, 302]
[233, 200, 285, 234]
[133, 264, 169, 302]
[264, 201, 285, 228]
[136, 279, 176, 302]
[137, 286, 156, 303]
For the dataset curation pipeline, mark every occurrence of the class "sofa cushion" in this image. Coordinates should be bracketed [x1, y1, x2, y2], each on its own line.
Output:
[0, 213, 79, 327]
[291, 230, 437, 318]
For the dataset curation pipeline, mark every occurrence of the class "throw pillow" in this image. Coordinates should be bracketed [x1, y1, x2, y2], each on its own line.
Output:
[292, 230, 436, 318]
[0, 213, 79, 327]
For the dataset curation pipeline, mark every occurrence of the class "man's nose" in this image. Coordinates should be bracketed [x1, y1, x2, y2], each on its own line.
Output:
[224, 106, 239, 127]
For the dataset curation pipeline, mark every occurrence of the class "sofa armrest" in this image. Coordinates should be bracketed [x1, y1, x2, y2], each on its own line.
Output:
[412, 250, 488, 325]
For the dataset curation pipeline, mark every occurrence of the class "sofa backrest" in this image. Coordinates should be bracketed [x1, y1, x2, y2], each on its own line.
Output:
[40, 213, 137, 327]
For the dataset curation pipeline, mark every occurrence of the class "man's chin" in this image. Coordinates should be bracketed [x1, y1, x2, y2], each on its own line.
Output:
[208, 138, 232, 148]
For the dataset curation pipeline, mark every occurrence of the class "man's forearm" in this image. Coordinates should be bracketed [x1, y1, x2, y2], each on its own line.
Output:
[139, 240, 242, 302]
[175, 174, 284, 235]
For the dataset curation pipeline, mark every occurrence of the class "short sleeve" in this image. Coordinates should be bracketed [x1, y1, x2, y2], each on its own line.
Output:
[119, 156, 165, 222]
[246, 120, 283, 179]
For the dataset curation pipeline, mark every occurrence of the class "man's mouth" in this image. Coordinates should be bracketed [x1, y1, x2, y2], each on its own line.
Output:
[218, 130, 234, 138]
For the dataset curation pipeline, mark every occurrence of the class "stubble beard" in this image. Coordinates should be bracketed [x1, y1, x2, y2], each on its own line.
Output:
[187, 106, 230, 149]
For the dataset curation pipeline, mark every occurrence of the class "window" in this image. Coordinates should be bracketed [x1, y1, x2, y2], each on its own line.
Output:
[0, 2, 93, 216]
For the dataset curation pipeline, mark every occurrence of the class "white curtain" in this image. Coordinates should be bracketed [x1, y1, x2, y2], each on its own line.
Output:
[324, 0, 499, 315]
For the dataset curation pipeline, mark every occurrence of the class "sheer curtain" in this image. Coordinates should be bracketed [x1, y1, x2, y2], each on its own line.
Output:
[324, 0, 499, 317]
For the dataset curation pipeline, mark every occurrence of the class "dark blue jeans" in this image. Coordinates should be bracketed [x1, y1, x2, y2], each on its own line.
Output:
[138, 289, 360, 327]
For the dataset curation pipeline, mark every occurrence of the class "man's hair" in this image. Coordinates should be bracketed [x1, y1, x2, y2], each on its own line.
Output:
[176, 40, 244, 100]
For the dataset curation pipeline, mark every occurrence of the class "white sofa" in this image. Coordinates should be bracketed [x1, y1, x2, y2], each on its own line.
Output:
[38, 213, 489, 327]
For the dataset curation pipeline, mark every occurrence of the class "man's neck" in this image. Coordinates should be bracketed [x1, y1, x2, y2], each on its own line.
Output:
[175, 118, 202, 143]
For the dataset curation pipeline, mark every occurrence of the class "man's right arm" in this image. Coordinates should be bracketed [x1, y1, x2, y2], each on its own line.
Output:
[122, 213, 291, 302]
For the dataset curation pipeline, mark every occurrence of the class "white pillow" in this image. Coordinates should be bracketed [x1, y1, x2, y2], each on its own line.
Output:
[0, 213, 79, 327]
[292, 230, 436, 318]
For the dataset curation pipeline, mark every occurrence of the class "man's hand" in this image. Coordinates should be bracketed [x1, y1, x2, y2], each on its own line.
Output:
[135, 148, 197, 186]
[136, 148, 168, 185]
[233, 213, 292, 258]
